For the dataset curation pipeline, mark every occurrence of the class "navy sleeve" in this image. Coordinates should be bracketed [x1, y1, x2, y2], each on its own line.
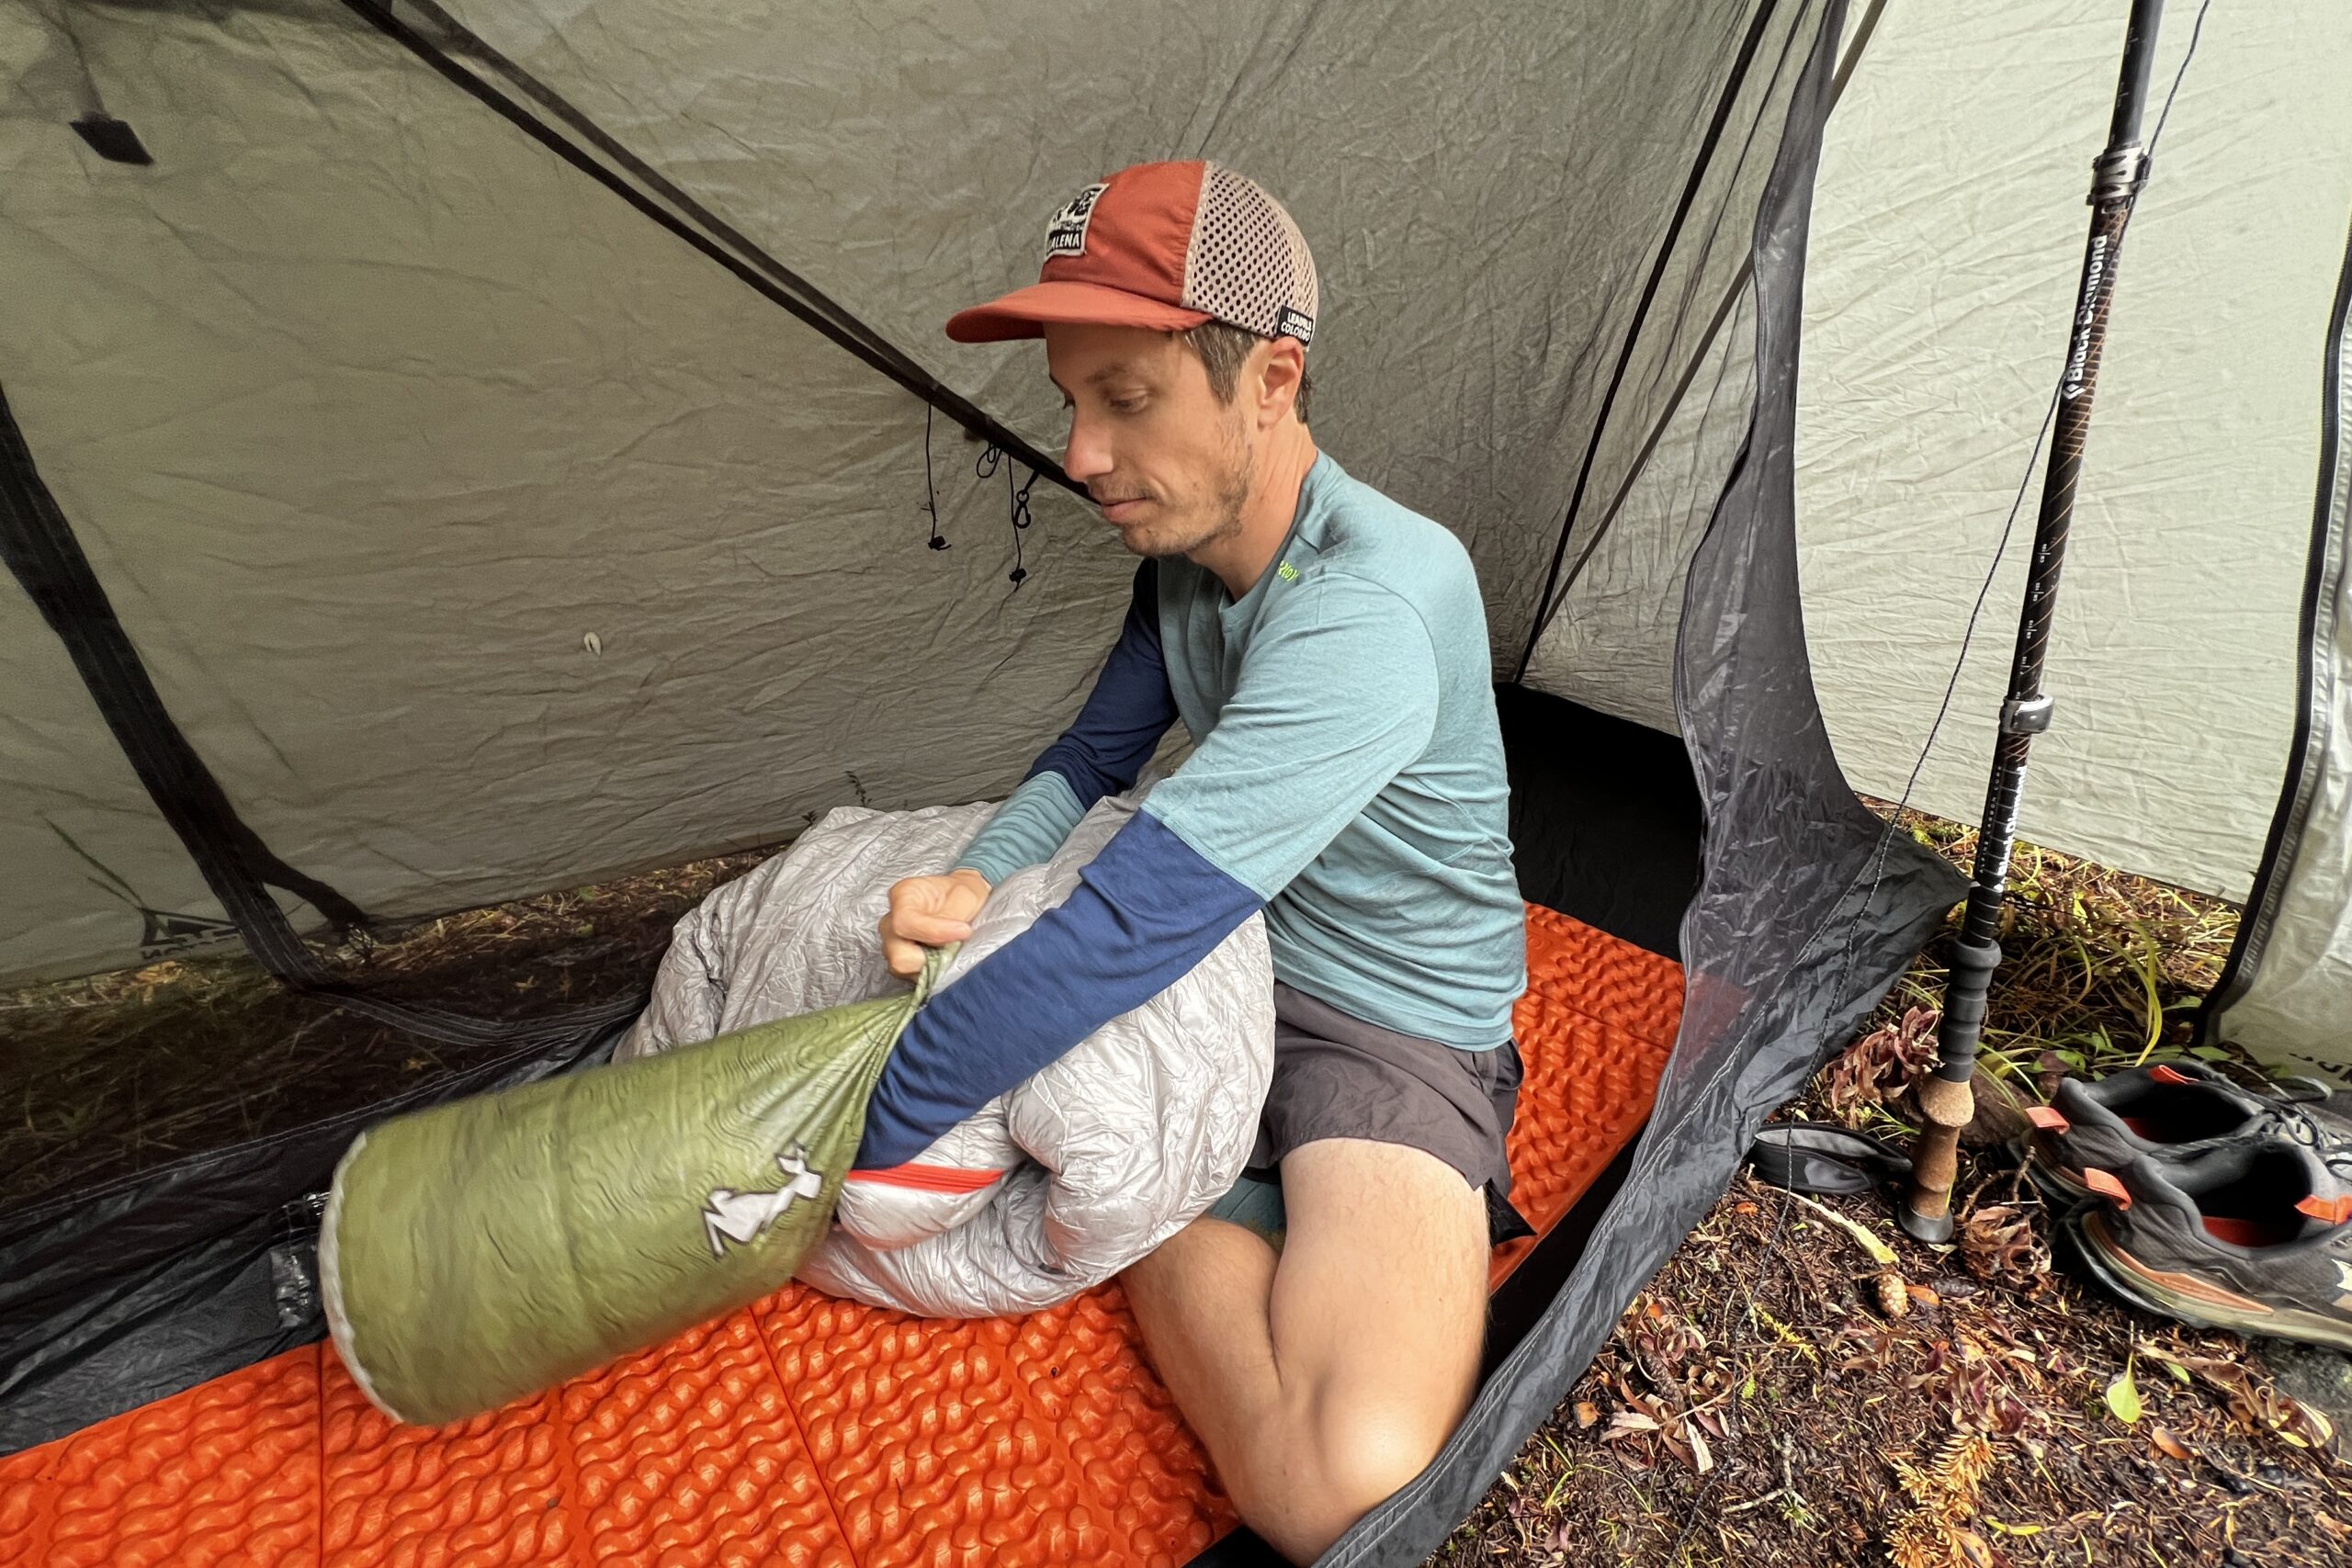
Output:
[854, 810, 1261, 1169]
[952, 559, 1180, 885]
[1023, 558, 1180, 807]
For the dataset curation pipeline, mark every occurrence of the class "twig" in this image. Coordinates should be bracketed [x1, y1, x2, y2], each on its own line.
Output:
[1784, 1190, 1899, 1267]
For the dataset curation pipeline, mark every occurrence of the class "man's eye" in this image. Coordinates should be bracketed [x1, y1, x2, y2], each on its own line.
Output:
[1108, 396, 1146, 414]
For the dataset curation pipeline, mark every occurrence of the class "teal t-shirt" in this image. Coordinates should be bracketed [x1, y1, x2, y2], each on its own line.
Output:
[957, 453, 1524, 1048]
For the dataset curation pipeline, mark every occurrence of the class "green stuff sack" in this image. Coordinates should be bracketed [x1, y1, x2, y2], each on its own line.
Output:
[320, 950, 946, 1427]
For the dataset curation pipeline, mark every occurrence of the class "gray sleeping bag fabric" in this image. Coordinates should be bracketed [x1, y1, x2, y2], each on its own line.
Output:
[619, 786, 1276, 1316]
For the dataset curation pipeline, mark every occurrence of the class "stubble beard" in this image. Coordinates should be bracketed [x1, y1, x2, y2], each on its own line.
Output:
[1136, 418, 1255, 561]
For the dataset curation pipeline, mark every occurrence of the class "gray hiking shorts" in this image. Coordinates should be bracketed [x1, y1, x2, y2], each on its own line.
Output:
[1238, 982, 1532, 1245]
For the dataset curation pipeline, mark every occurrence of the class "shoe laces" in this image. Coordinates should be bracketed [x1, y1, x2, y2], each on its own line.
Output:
[2266, 1104, 2352, 1184]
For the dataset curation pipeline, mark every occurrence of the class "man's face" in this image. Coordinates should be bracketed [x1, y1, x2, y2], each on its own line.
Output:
[1044, 323, 1254, 559]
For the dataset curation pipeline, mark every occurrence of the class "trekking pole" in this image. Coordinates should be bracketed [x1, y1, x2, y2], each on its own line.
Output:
[1898, 0, 2165, 1243]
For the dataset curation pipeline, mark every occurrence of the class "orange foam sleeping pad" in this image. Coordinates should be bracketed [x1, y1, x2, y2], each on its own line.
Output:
[0, 907, 1680, 1568]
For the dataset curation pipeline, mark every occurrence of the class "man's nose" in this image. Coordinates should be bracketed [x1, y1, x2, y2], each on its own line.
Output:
[1063, 411, 1113, 486]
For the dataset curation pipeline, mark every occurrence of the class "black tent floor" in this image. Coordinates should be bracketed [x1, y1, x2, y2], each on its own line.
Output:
[0, 902, 1681, 1568]
[1497, 684, 1701, 961]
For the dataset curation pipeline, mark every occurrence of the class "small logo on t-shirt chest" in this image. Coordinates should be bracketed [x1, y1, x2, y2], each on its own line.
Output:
[1276, 560, 1298, 582]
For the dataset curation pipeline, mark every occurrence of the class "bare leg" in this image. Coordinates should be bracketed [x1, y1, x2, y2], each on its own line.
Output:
[1121, 1138, 1488, 1564]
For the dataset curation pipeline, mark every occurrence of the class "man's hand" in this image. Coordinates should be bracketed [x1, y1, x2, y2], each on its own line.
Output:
[878, 868, 992, 978]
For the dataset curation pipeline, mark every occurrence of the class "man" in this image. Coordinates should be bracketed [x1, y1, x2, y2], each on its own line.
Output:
[854, 161, 1526, 1564]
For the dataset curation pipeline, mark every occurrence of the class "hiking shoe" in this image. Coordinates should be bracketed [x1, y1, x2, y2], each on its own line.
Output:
[2020, 1061, 2346, 1201]
[2070, 1135, 2352, 1352]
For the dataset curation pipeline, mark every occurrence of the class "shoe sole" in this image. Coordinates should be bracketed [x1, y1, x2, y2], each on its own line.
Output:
[2069, 1209, 2352, 1353]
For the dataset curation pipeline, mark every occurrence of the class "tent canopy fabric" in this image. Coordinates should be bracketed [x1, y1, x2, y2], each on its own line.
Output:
[1797, 0, 2352, 903]
[3, 0, 1817, 986]
[3, 0, 2347, 1562]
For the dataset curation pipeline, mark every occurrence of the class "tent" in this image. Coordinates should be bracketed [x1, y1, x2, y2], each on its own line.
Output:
[0, 0, 2345, 1562]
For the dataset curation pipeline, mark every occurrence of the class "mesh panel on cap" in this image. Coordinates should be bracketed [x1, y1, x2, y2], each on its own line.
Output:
[1182, 164, 1320, 344]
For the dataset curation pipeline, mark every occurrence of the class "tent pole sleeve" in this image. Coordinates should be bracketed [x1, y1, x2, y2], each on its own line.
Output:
[1900, 0, 2165, 1244]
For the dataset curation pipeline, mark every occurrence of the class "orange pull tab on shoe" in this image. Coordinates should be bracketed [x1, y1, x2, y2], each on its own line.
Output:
[2025, 1106, 2071, 1133]
[2296, 1193, 2352, 1225]
[2149, 1065, 2195, 1087]
[2082, 1168, 2132, 1210]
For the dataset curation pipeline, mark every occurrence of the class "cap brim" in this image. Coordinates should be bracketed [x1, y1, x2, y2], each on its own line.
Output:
[945, 280, 1212, 343]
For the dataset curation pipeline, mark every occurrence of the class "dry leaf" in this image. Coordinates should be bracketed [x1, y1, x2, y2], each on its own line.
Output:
[1959, 1202, 2052, 1294]
[2172, 1354, 2337, 1450]
[1789, 1191, 1899, 1265]
[1573, 1401, 1600, 1429]
[1906, 1284, 1941, 1309]
[2150, 1427, 2190, 1461]
[1824, 1005, 1939, 1122]
[1685, 1418, 1714, 1474]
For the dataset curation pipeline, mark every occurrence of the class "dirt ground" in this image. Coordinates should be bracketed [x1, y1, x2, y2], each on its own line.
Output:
[1429, 1170, 2348, 1567]
[0, 850, 767, 1210]
[1430, 818, 2352, 1568]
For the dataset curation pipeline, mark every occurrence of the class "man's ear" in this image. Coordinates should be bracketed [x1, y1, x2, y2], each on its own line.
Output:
[1253, 337, 1307, 428]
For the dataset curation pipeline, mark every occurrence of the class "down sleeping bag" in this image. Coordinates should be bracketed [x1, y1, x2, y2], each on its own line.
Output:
[619, 784, 1277, 1316]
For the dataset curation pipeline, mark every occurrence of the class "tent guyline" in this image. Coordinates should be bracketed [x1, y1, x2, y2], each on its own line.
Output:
[345, 0, 1076, 497]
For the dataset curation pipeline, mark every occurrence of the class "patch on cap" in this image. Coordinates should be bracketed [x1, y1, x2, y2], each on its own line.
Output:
[1045, 183, 1109, 259]
[1274, 305, 1316, 346]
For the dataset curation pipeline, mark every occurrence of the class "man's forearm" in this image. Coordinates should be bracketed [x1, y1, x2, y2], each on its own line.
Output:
[954, 772, 1088, 886]
[856, 809, 1261, 1168]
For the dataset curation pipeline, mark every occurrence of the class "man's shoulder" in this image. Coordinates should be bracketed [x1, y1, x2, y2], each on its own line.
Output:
[1294, 458, 1479, 608]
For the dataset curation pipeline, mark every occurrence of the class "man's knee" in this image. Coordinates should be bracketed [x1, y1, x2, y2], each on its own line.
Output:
[1244, 1393, 1456, 1562]
[1312, 1389, 1455, 1514]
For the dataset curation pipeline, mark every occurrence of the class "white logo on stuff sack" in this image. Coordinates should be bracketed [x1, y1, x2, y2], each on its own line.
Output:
[702, 1144, 826, 1257]
[1046, 183, 1109, 259]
